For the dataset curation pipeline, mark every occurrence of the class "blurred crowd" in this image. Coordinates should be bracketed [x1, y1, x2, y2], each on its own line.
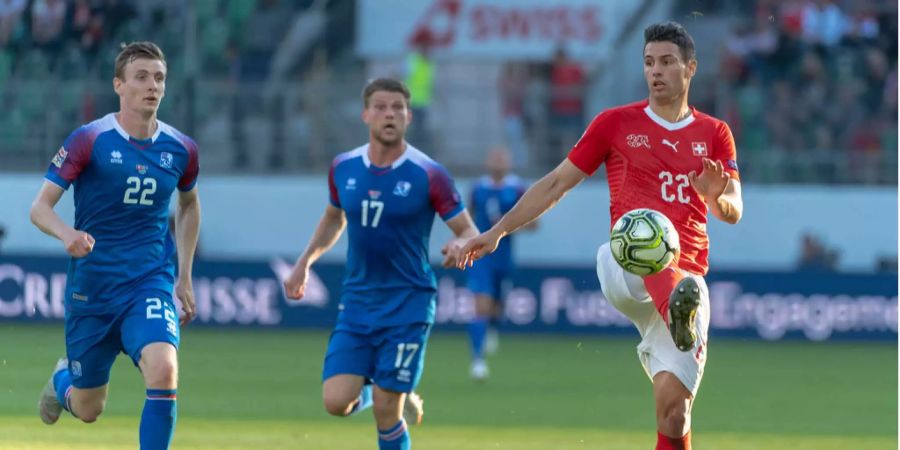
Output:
[0, 0, 894, 184]
[718, 0, 897, 184]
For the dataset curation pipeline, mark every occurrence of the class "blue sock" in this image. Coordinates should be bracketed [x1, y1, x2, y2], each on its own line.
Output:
[53, 368, 73, 414]
[468, 317, 489, 360]
[140, 389, 177, 450]
[378, 420, 411, 450]
[349, 385, 373, 416]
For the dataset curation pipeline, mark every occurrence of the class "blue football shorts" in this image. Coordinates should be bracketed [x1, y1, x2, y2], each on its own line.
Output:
[322, 321, 432, 393]
[64, 289, 180, 388]
[466, 260, 511, 301]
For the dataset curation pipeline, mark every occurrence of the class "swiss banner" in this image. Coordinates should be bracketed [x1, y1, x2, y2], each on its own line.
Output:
[356, 0, 644, 59]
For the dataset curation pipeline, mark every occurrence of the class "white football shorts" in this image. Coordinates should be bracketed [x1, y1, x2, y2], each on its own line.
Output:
[595, 243, 710, 396]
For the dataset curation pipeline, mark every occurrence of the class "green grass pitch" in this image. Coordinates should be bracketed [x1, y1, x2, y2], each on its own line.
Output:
[0, 324, 895, 449]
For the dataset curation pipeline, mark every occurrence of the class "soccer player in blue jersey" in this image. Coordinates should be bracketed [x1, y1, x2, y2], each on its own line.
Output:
[283, 78, 478, 450]
[31, 42, 200, 450]
[465, 147, 531, 381]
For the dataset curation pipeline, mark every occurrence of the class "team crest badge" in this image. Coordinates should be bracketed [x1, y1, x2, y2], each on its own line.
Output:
[160, 152, 173, 168]
[51, 147, 68, 168]
[626, 134, 650, 148]
[691, 142, 708, 157]
[393, 181, 412, 197]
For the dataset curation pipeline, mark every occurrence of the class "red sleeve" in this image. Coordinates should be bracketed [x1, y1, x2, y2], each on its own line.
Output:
[713, 121, 740, 180]
[567, 110, 616, 176]
[327, 162, 341, 208]
[45, 127, 94, 190]
[429, 165, 464, 220]
[177, 138, 200, 191]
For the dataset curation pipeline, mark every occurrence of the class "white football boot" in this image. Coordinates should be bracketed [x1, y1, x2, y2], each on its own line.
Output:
[469, 359, 489, 382]
[403, 391, 424, 426]
[39, 357, 68, 425]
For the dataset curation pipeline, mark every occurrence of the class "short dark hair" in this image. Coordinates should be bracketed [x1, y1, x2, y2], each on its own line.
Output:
[114, 41, 166, 79]
[362, 78, 411, 107]
[644, 21, 696, 62]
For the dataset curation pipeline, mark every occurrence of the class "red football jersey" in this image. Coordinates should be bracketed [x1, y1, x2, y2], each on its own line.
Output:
[568, 100, 740, 275]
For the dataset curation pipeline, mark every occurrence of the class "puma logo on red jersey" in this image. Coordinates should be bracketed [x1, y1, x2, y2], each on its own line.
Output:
[661, 139, 679, 153]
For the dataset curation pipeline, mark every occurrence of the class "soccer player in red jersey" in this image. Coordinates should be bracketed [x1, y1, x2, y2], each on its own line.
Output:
[459, 22, 743, 450]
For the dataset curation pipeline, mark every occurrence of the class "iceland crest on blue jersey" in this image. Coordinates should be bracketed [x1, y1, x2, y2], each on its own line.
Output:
[160, 152, 174, 168]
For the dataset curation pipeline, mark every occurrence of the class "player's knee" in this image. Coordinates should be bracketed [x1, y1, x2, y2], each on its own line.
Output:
[322, 395, 353, 417]
[144, 358, 178, 389]
[75, 399, 106, 423]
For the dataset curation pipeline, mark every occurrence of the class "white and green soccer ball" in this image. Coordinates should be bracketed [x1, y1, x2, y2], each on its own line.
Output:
[609, 208, 680, 276]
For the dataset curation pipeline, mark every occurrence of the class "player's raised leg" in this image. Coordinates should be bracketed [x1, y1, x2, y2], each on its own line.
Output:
[41, 313, 123, 424]
[39, 359, 111, 424]
[642, 268, 702, 351]
[322, 374, 370, 416]
[321, 327, 376, 417]
[653, 372, 693, 450]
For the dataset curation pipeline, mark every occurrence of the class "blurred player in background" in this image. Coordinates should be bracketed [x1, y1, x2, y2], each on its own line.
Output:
[465, 147, 533, 381]
[32, 42, 200, 450]
[459, 22, 743, 450]
[284, 78, 478, 450]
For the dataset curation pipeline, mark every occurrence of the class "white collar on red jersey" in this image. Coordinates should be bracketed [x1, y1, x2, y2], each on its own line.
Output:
[643, 105, 695, 131]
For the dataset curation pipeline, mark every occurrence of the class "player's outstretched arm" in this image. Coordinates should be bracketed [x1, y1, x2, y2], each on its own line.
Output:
[30, 181, 95, 258]
[175, 187, 201, 324]
[284, 205, 347, 300]
[458, 159, 588, 267]
[688, 158, 743, 224]
[441, 210, 479, 268]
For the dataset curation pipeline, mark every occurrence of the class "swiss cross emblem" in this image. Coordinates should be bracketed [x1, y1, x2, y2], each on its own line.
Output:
[691, 142, 708, 156]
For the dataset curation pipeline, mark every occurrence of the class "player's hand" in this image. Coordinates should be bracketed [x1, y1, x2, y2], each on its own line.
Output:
[441, 237, 467, 268]
[175, 278, 196, 326]
[62, 229, 95, 258]
[457, 229, 503, 269]
[688, 157, 730, 202]
[283, 263, 309, 301]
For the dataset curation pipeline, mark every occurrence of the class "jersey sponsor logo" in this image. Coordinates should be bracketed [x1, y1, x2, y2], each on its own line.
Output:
[51, 147, 68, 168]
[160, 152, 173, 168]
[626, 134, 650, 148]
[691, 142, 708, 156]
[346, 178, 357, 190]
[110, 150, 123, 164]
[727, 159, 739, 170]
[136, 164, 148, 175]
[72, 292, 88, 301]
[393, 180, 412, 197]
[661, 139, 679, 153]
[368, 190, 382, 199]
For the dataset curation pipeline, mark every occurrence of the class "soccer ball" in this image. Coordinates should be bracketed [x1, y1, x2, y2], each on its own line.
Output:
[609, 208, 680, 276]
